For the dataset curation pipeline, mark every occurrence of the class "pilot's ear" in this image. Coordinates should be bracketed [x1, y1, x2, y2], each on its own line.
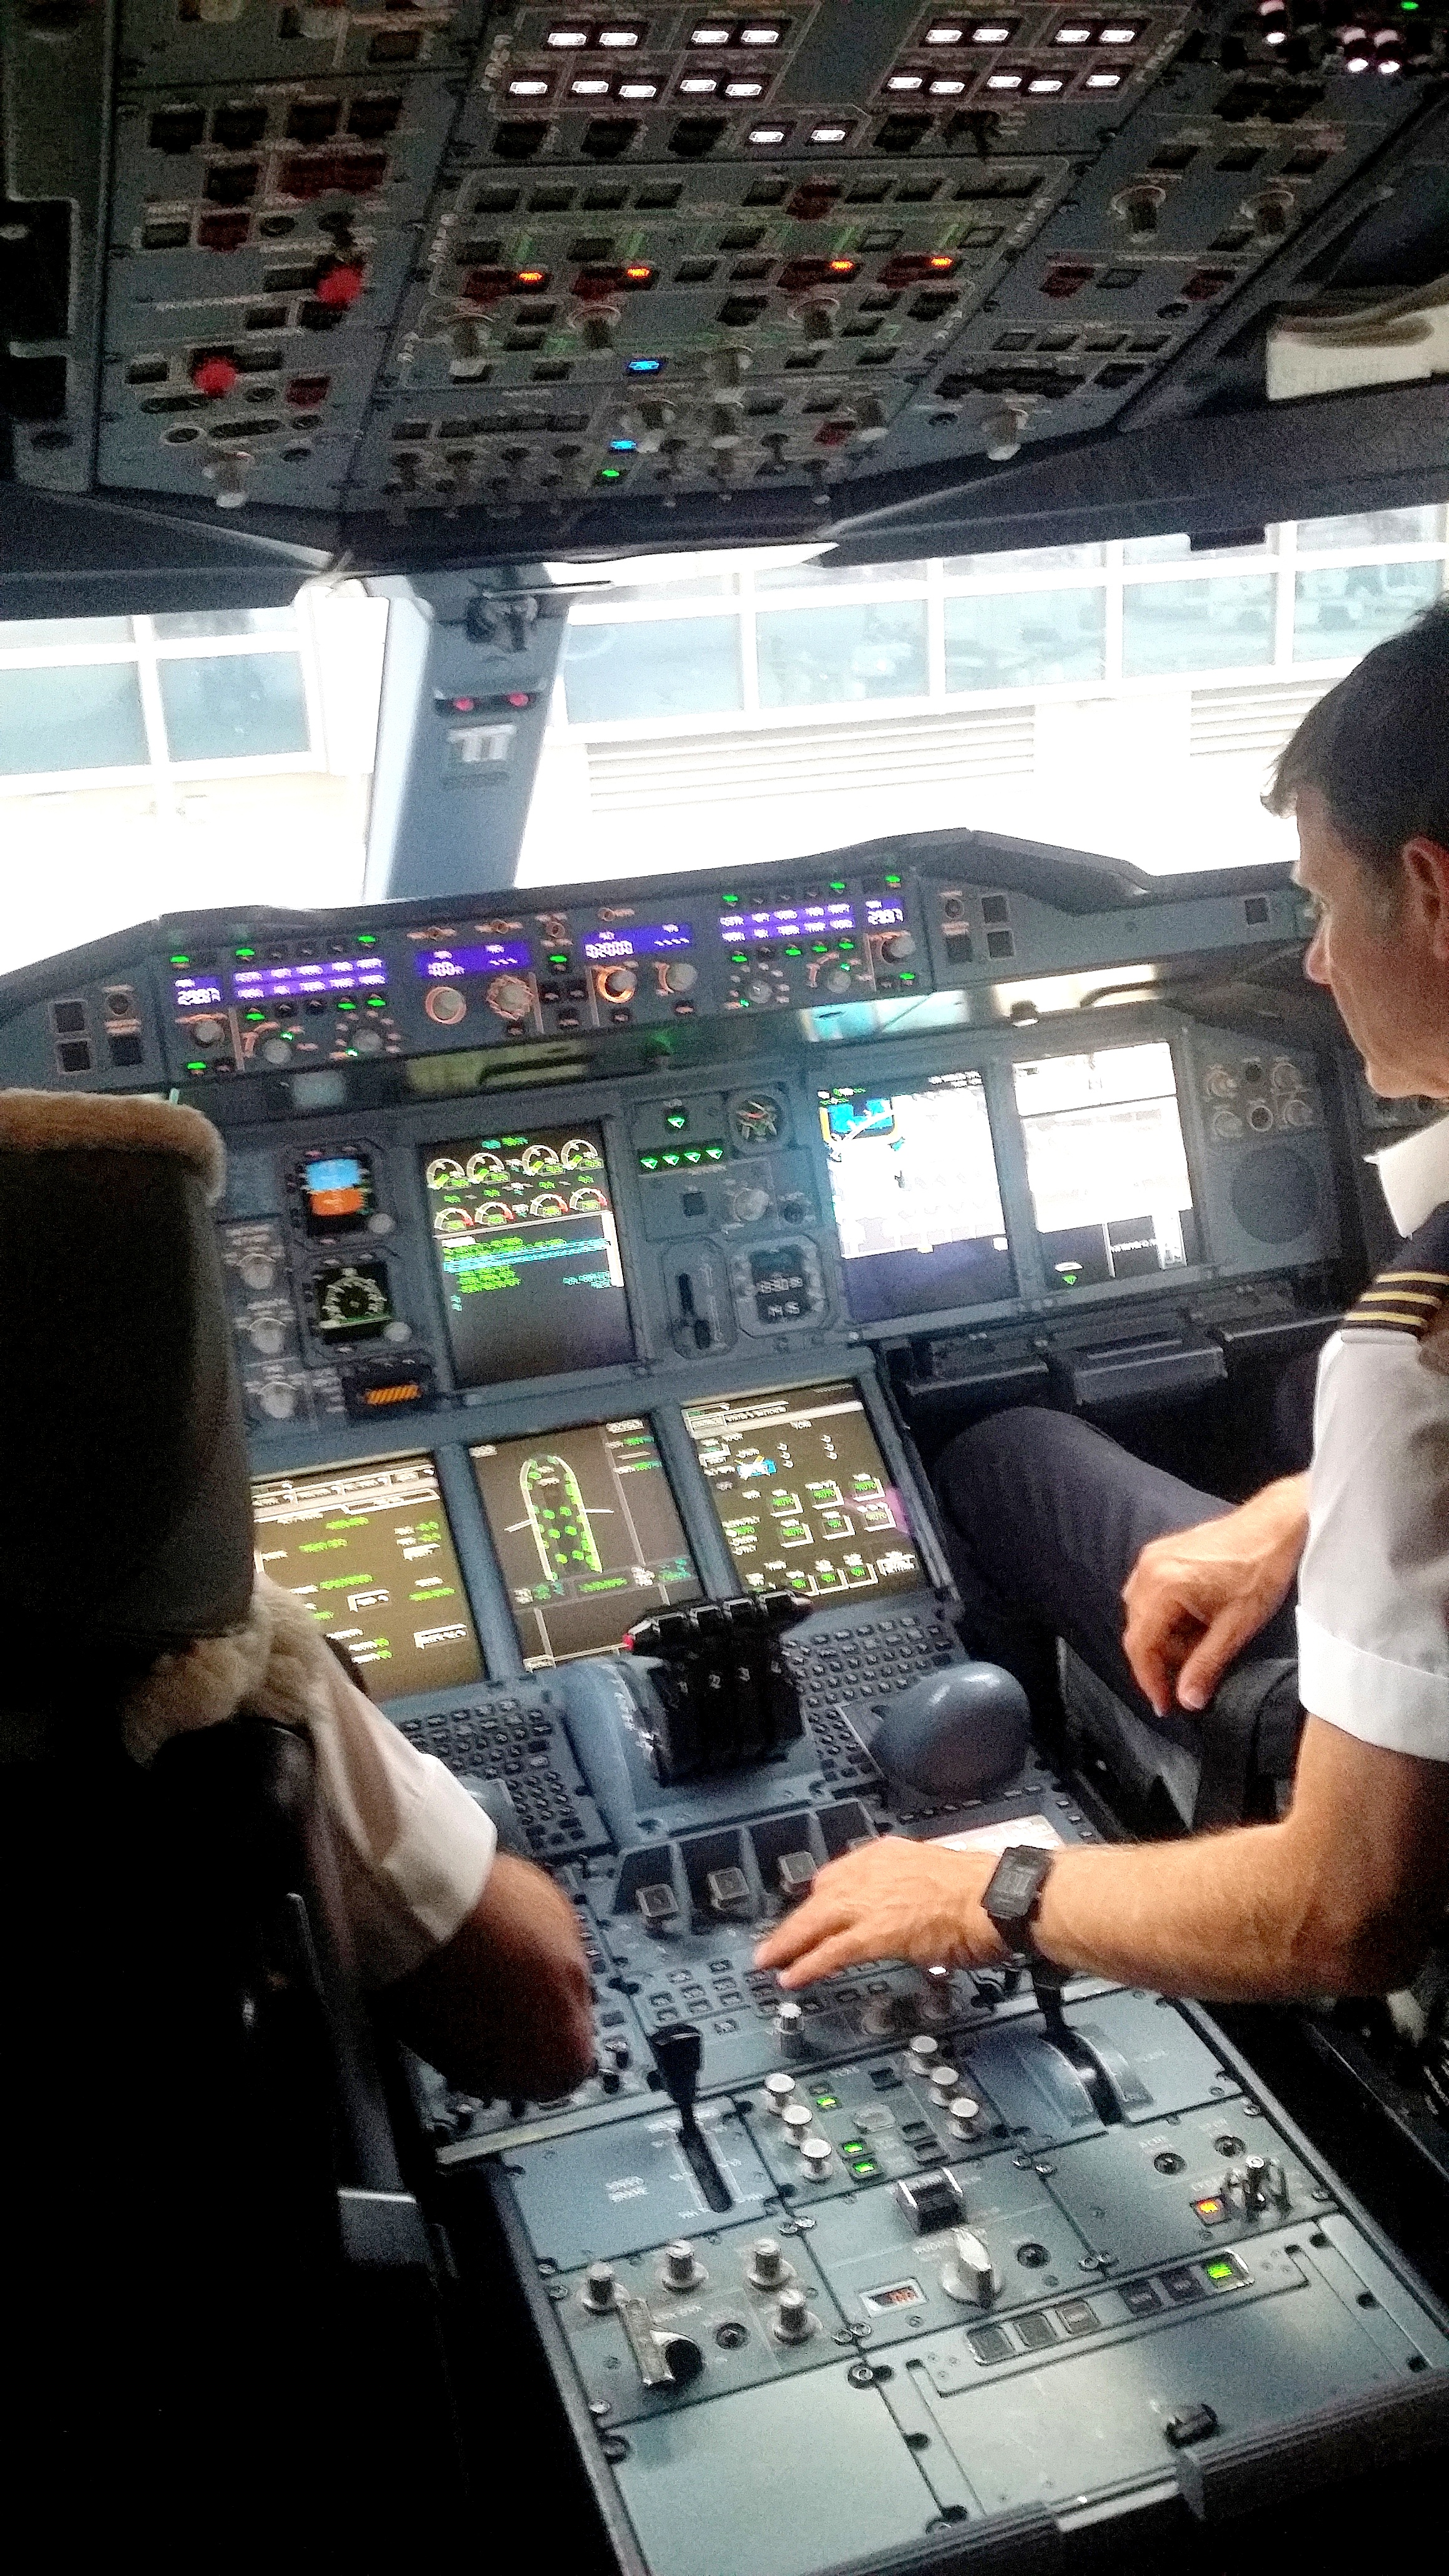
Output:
[1401, 837, 1449, 959]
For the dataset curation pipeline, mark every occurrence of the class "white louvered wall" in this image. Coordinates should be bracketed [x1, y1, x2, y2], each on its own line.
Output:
[585, 705, 1036, 816]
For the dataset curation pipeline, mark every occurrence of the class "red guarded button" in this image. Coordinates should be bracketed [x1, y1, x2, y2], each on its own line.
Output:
[315, 260, 364, 308]
[192, 354, 239, 398]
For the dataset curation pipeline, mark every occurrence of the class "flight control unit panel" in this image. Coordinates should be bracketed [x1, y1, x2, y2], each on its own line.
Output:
[5, 830, 1448, 2573]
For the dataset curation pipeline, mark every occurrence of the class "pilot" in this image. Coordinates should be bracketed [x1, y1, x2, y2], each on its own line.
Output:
[0, 1086, 593, 2103]
[759, 602, 1449, 2005]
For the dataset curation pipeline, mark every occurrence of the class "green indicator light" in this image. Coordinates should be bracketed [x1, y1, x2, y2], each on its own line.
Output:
[784, 944, 803, 958]
[884, 871, 902, 887]
[730, 949, 748, 966]
[723, 892, 739, 907]
[683, 1148, 703, 1165]
[900, 970, 917, 985]
[245, 1007, 267, 1024]
[235, 945, 256, 961]
[738, 998, 750, 1010]
[599, 466, 625, 482]
[548, 952, 569, 970]
[840, 2137, 865, 2155]
[851, 2159, 881, 2180]
[185, 1060, 207, 1075]
[813, 2092, 839, 2111]
[662, 1150, 683, 1168]
[811, 940, 829, 954]
[704, 1144, 724, 1161]
[366, 993, 387, 1008]
[829, 880, 847, 895]
[357, 932, 378, 947]
[337, 997, 358, 1012]
[665, 1110, 688, 1130]
[169, 952, 191, 968]
[639, 1153, 660, 1171]
[1205, 2258, 1236, 2282]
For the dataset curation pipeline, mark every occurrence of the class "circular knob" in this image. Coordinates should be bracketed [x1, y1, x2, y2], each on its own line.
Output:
[748, 2238, 789, 2288]
[239, 1256, 275, 1292]
[763, 2073, 796, 2117]
[246, 1320, 286, 1357]
[259, 1035, 293, 1067]
[908, 2034, 940, 2073]
[1205, 1065, 1237, 1100]
[487, 974, 533, 1022]
[662, 960, 697, 995]
[745, 975, 775, 1005]
[929, 2062, 960, 2101]
[258, 1383, 296, 1422]
[582, 2261, 617, 2313]
[426, 983, 467, 1027]
[801, 2137, 832, 2181]
[350, 1022, 385, 1056]
[881, 932, 916, 965]
[656, 2333, 705, 2386]
[661, 2240, 705, 2292]
[773, 2288, 816, 2343]
[821, 966, 851, 997]
[1247, 1101, 1274, 1133]
[731, 1186, 770, 1225]
[949, 2094, 982, 2139]
[940, 895, 966, 924]
[598, 965, 637, 1004]
[860, 1996, 899, 2038]
[192, 354, 239, 398]
[191, 1015, 225, 1048]
[781, 2101, 814, 2147]
[775, 2000, 805, 2054]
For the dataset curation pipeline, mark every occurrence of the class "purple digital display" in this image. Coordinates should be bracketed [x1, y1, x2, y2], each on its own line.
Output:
[415, 942, 533, 980]
[173, 975, 225, 1013]
[581, 922, 693, 963]
[720, 900, 856, 945]
[866, 896, 907, 930]
[232, 956, 388, 1003]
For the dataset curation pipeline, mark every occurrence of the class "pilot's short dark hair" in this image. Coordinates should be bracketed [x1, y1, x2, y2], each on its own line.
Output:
[1266, 597, 1449, 876]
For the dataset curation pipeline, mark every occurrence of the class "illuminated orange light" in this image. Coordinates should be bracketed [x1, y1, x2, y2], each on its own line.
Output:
[829, 256, 856, 274]
[516, 268, 547, 285]
[625, 263, 653, 279]
[929, 253, 955, 270]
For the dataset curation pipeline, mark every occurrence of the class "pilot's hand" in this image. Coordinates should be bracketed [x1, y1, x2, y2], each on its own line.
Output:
[753, 1837, 1010, 1989]
[1120, 1472, 1309, 1718]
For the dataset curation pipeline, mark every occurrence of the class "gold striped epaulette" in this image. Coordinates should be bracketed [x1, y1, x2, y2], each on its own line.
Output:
[1340, 1269, 1449, 1340]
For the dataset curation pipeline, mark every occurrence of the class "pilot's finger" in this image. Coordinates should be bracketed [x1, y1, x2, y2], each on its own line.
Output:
[773, 1925, 877, 1989]
[754, 1897, 852, 1968]
[1176, 1602, 1259, 1711]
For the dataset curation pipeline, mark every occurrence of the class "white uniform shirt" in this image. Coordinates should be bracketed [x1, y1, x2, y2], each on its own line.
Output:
[1297, 1113, 1449, 1761]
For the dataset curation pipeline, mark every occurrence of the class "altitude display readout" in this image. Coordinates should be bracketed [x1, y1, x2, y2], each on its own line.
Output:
[414, 940, 533, 980]
[580, 923, 693, 961]
[471, 1417, 701, 1668]
[251, 1454, 483, 1697]
[683, 1380, 922, 1604]
[422, 1122, 635, 1387]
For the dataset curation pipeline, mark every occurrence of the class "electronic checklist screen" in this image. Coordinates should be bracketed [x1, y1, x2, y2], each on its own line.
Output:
[818, 1071, 1015, 1322]
[251, 1453, 484, 1697]
[421, 1121, 635, 1387]
[1013, 1042, 1201, 1292]
[471, 1417, 702, 1669]
[682, 1380, 923, 1604]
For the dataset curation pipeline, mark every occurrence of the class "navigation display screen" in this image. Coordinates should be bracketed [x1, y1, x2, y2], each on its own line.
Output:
[422, 1121, 635, 1387]
[471, 1417, 701, 1668]
[415, 940, 532, 980]
[251, 1453, 483, 1698]
[682, 1380, 923, 1603]
[819, 1072, 1015, 1322]
[1013, 1042, 1201, 1291]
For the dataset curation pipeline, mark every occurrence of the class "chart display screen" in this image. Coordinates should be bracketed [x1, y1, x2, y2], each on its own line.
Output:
[1013, 1042, 1201, 1291]
[471, 1417, 701, 1668]
[682, 1380, 922, 1603]
[422, 1121, 635, 1387]
[251, 1453, 483, 1698]
[819, 1072, 1015, 1322]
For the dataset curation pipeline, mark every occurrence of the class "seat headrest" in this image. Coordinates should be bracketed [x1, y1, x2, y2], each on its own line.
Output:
[0, 1091, 253, 1695]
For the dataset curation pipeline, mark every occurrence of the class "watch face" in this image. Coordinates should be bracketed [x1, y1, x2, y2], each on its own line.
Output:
[992, 1853, 1043, 1911]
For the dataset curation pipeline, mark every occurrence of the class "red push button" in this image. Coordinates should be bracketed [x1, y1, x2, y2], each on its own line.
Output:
[315, 261, 364, 308]
[192, 354, 239, 397]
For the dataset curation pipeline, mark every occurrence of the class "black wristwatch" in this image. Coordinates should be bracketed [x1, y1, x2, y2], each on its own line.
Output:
[981, 1845, 1056, 1961]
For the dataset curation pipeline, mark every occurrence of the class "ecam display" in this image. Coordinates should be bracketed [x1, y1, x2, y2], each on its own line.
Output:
[421, 1121, 635, 1388]
[470, 1417, 701, 1667]
[251, 1453, 482, 1697]
[683, 1380, 923, 1605]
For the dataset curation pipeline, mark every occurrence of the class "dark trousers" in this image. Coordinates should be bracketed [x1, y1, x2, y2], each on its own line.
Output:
[934, 1409, 1302, 1792]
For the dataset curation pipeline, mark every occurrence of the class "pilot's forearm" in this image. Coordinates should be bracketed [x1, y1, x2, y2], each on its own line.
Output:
[1030, 1824, 1335, 2001]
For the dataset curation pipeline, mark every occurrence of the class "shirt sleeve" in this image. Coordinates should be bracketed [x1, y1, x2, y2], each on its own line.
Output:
[303, 1644, 497, 1986]
[1297, 1325, 1449, 1760]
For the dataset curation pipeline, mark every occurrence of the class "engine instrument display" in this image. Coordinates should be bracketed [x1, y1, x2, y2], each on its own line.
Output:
[251, 1453, 483, 1697]
[682, 1380, 922, 1603]
[470, 1417, 701, 1668]
[818, 1071, 1015, 1322]
[1013, 1042, 1201, 1290]
[422, 1122, 635, 1387]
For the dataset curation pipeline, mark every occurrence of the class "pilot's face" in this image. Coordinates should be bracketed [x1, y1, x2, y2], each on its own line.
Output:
[1297, 786, 1449, 1100]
